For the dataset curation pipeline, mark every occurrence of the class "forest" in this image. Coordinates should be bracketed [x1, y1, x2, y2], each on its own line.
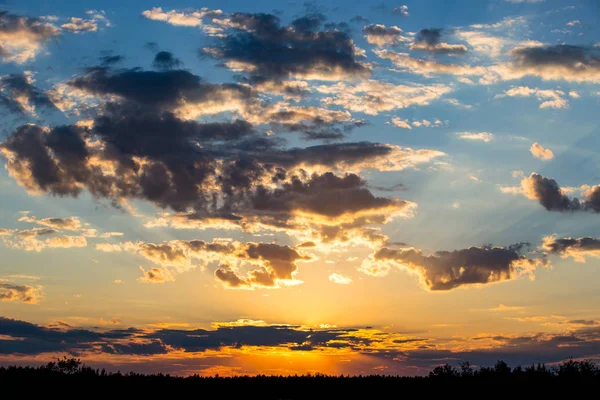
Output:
[1, 357, 598, 394]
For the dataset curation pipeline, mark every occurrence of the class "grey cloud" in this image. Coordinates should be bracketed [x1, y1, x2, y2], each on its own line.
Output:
[153, 51, 182, 70]
[520, 173, 600, 212]
[367, 243, 543, 290]
[0, 73, 58, 115]
[203, 12, 370, 81]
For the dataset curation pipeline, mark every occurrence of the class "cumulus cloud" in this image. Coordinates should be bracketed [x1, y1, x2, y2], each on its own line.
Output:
[454, 30, 508, 58]
[497, 86, 569, 109]
[0, 72, 58, 115]
[201, 12, 370, 82]
[542, 236, 600, 262]
[61, 17, 98, 33]
[510, 173, 600, 212]
[139, 266, 174, 283]
[0, 282, 42, 304]
[393, 6, 410, 17]
[497, 45, 600, 83]
[142, 7, 223, 28]
[529, 143, 554, 160]
[98, 239, 313, 289]
[152, 51, 182, 70]
[0, 63, 444, 249]
[456, 132, 494, 142]
[329, 273, 352, 285]
[0, 11, 60, 63]
[361, 243, 545, 290]
[363, 24, 407, 47]
[316, 79, 452, 115]
[410, 28, 468, 55]
[390, 117, 412, 129]
[65, 66, 360, 139]
[390, 118, 446, 129]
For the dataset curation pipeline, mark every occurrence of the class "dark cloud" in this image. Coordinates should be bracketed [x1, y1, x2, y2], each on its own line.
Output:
[0, 317, 136, 355]
[68, 67, 253, 111]
[153, 51, 182, 70]
[100, 55, 124, 66]
[363, 24, 405, 47]
[509, 44, 600, 82]
[350, 16, 369, 24]
[542, 236, 600, 262]
[3, 316, 600, 372]
[520, 173, 600, 212]
[416, 29, 443, 47]
[410, 28, 467, 54]
[1, 97, 413, 230]
[0, 317, 370, 356]
[203, 12, 370, 81]
[543, 237, 600, 254]
[0, 73, 58, 115]
[367, 243, 543, 290]
[251, 172, 406, 219]
[410, 28, 467, 55]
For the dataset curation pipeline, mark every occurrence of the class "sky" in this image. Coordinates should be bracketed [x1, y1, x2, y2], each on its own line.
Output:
[0, 0, 599, 376]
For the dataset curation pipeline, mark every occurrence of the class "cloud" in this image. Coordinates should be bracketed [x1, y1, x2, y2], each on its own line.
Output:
[542, 236, 600, 262]
[410, 29, 467, 55]
[390, 118, 446, 129]
[497, 86, 568, 109]
[61, 17, 98, 33]
[490, 304, 525, 312]
[530, 143, 554, 160]
[202, 12, 370, 82]
[392, 6, 410, 17]
[139, 266, 174, 283]
[0, 214, 90, 251]
[18, 215, 82, 231]
[98, 239, 313, 289]
[363, 24, 407, 47]
[0, 11, 60, 63]
[65, 66, 360, 139]
[0, 64, 441, 248]
[0, 73, 58, 116]
[152, 51, 182, 70]
[0, 282, 42, 304]
[3, 315, 600, 374]
[375, 49, 488, 79]
[142, 7, 223, 28]
[0, 317, 148, 355]
[328, 273, 352, 285]
[316, 79, 452, 115]
[454, 31, 508, 58]
[391, 117, 412, 129]
[498, 45, 600, 83]
[456, 132, 494, 142]
[361, 243, 545, 290]
[514, 173, 600, 212]
[505, 0, 545, 3]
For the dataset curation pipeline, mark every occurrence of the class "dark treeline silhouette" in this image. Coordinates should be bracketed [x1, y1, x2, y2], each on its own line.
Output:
[1, 357, 598, 395]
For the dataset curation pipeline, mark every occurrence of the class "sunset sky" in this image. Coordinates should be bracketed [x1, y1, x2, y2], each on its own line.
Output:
[1, 0, 599, 376]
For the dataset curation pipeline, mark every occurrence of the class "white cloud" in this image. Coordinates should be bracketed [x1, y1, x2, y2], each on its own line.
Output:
[456, 132, 494, 142]
[530, 143, 554, 160]
[329, 273, 353, 285]
[497, 86, 569, 109]
[317, 79, 452, 115]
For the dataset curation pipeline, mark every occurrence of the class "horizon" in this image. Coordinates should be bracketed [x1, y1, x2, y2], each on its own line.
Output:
[0, 0, 599, 377]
